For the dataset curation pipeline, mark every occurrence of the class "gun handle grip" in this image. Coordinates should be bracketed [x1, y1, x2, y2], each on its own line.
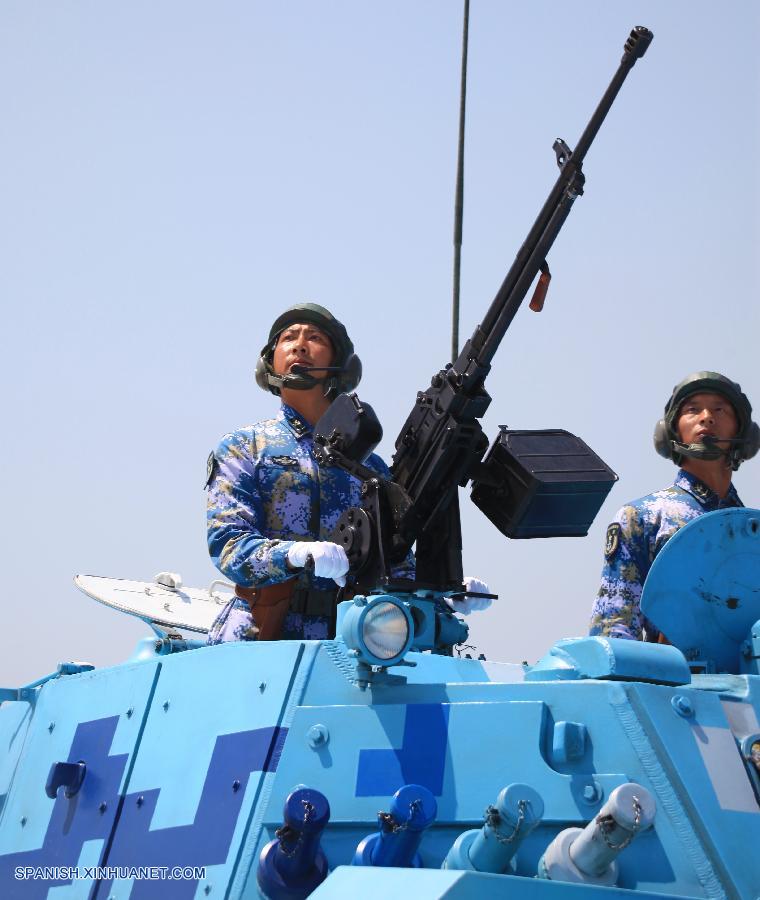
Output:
[529, 265, 552, 312]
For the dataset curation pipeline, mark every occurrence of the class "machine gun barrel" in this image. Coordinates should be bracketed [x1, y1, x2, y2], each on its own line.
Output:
[457, 26, 652, 383]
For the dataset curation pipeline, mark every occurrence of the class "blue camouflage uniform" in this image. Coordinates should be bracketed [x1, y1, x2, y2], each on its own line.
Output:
[589, 468, 743, 641]
[206, 402, 414, 643]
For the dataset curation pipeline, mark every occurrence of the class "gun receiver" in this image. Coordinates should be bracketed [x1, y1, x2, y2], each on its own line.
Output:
[316, 27, 652, 591]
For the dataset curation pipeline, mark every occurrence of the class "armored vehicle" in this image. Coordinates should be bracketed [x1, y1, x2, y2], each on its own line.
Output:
[1, 25, 758, 900]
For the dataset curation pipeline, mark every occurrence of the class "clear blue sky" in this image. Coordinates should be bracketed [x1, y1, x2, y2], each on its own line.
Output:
[1, 1, 757, 683]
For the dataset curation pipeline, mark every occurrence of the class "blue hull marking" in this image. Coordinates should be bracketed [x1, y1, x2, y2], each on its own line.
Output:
[0, 716, 288, 899]
[355, 703, 449, 797]
[0, 716, 126, 898]
[100, 724, 287, 899]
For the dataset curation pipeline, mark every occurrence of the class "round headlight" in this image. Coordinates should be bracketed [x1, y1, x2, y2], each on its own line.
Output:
[362, 601, 410, 661]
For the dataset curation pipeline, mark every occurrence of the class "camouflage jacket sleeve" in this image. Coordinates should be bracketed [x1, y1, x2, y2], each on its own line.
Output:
[206, 430, 296, 587]
[366, 452, 416, 581]
[589, 504, 651, 640]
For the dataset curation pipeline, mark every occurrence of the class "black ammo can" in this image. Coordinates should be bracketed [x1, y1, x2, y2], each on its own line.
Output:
[470, 428, 617, 538]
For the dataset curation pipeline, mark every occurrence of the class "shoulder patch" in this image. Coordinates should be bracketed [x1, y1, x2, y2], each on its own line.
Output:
[205, 452, 217, 489]
[604, 523, 621, 560]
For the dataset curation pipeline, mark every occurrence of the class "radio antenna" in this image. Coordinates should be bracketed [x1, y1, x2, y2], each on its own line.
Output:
[451, 0, 470, 363]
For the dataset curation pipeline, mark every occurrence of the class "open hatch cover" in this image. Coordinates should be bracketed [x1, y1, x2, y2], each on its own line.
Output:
[74, 573, 234, 635]
[641, 508, 760, 673]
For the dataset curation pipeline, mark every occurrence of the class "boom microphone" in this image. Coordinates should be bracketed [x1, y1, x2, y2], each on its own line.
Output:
[671, 435, 741, 463]
[266, 363, 348, 393]
[290, 365, 345, 375]
[676, 436, 746, 448]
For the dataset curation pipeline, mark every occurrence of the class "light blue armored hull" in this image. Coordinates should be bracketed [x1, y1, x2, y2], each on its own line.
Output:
[1, 508, 759, 899]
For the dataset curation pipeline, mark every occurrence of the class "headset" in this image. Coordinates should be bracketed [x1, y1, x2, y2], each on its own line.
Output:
[653, 371, 759, 470]
[254, 303, 362, 399]
[255, 357, 362, 397]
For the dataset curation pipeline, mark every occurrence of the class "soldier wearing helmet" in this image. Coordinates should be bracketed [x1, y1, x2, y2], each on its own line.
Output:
[205, 303, 490, 644]
[589, 372, 759, 642]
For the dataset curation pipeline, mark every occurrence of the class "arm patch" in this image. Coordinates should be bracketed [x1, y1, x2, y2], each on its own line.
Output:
[604, 523, 621, 559]
[205, 452, 217, 489]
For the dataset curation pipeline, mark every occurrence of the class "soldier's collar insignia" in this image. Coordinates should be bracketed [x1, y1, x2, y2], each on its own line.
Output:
[604, 523, 621, 559]
[676, 469, 715, 505]
[281, 404, 312, 438]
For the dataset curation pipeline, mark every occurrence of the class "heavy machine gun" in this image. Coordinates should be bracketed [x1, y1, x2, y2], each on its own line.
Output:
[314, 27, 652, 599]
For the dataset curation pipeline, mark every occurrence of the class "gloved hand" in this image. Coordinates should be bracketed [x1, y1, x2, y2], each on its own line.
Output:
[287, 541, 350, 587]
[445, 576, 494, 615]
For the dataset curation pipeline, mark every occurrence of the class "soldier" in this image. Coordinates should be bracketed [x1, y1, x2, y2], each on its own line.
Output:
[206, 303, 491, 644]
[589, 372, 759, 641]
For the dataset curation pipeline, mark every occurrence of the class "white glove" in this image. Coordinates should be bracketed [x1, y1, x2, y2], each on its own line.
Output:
[445, 576, 494, 615]
[287, 541, 350, 587]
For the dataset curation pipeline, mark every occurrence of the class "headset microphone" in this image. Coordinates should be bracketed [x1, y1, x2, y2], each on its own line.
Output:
[290, 365, 346, 375]
[701, 436, 747, 445]
[265, 363, 349, 394]
[670, 435, 747, 464]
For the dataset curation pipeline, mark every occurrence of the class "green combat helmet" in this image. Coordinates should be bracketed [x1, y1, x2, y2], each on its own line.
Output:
[255, 303, 362, 399]
[653, 371, 760, 470]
